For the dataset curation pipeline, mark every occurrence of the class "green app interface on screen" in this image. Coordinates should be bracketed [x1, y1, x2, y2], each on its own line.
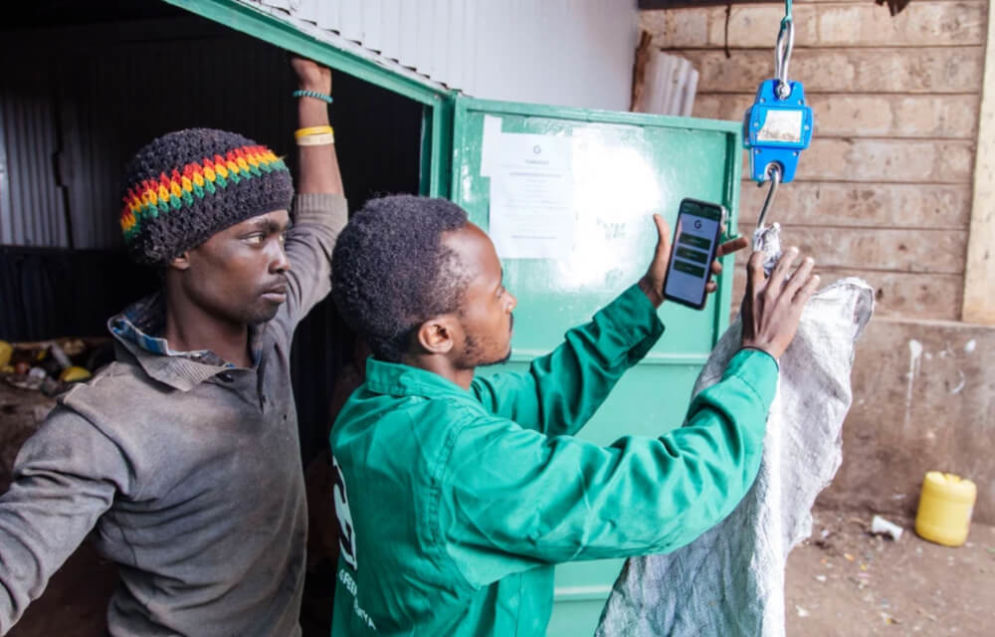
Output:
[664, 200, 723, 307]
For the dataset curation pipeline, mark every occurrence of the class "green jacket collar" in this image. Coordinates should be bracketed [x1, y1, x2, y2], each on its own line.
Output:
[364, 357, 474, 402]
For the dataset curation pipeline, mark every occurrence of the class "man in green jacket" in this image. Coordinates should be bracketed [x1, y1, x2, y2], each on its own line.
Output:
[328, 195, 818, 635]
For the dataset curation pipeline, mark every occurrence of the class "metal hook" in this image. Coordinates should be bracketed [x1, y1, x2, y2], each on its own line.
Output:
[774, 18, 795, 100]
[756, 163, 782, 230]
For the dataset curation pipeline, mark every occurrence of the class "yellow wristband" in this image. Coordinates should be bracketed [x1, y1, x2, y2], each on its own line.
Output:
[294, 125, 334, 140]
[296, 132, 335, 146]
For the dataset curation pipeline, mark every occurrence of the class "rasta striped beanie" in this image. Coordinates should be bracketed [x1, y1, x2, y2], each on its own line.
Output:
[119, 128, 293, 265]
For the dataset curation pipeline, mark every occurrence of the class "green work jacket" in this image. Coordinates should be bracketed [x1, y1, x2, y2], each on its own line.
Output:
[329, 284, 778, 636]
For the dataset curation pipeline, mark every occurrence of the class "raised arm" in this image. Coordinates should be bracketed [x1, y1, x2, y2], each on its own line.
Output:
[293, 56, 343, 197]
[447, 350, 777, 587]
[471, 284, 662, 436]
[0, 409, 132, 633]
[471, 214, 749, 436]
[444, 248, 818, 587]
[276, 57, 348, 333]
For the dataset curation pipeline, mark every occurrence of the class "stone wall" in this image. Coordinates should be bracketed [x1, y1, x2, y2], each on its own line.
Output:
[822, 318, 994, 521]
[640, 0, 994, 523]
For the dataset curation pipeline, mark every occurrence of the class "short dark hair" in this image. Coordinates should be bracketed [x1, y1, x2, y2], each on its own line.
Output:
[331, 195, 469, 362]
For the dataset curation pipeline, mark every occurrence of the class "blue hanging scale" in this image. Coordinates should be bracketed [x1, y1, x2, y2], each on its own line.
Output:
[743, 0, 813, 230]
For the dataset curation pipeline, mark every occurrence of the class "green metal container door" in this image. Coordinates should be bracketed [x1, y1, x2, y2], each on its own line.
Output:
[449, 96, 743, 635]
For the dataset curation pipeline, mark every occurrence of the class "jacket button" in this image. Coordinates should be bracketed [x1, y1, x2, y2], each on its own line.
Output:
[217, 372, 234, 383]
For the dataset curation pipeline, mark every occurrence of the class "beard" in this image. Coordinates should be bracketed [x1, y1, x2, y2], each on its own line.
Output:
[459, 314, 514, 369]
[490, 347, 512, 365]
[463, 333, 512, 368]
[470, 346, 511, 368]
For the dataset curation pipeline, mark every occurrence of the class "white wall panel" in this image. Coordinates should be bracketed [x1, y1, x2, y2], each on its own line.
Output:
[338, 1, 362, 43]
[316, 0, 339, 31]
[361, 1, 383, 54]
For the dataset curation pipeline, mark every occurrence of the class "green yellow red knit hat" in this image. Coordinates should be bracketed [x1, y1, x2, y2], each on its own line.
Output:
[120, 128, 293, 265]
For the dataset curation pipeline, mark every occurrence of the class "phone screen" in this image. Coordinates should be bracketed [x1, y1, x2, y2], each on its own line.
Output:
[662, 199, 725, 309]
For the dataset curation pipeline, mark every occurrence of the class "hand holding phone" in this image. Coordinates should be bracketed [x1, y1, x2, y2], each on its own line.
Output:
[662, 198, 727, 310]
[637, 203, 748, 309]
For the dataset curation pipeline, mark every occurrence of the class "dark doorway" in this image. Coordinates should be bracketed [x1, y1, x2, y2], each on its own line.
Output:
[1, 2, 424, 635]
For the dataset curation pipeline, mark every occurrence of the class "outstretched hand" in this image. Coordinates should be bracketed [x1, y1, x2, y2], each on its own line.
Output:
[637, 214, 750, 308]
[740, 247, 820, 359]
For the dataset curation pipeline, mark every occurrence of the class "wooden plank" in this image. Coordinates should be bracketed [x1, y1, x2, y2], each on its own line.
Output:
[963, 0, 995, 324]
[734, 182, 971, 229]
[694, 93, 979, 140]
[644, 0, 970, 7]
[730, 268, 964, 320]
[793, 0, 972, 3]
[731, 227, 968, 273]
[640, 7, 713, 51]
[641, 5, 819, 50]
[741, 138, 974, 183]
[641, 2, 985, 49]
[682, 47, 984, 94]
[814, 2, 986, 48]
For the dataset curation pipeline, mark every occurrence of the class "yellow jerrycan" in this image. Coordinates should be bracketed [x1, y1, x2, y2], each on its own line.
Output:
[915, 471, 976, 547]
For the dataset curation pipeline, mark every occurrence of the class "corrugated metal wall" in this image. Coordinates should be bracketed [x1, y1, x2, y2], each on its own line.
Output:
[251, 0, 639, 110]
[0, 72, 69, 248]
[0, 24, 301, 248]
[60, 36, 299, 249]
[0, 18, 424, 250]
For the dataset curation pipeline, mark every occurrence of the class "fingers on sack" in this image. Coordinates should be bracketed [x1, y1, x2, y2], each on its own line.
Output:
[746, 251, 767, 294]
[767, 246, 799, 292]
[795, 273, 821, 305]
[784, 256, 815, 298]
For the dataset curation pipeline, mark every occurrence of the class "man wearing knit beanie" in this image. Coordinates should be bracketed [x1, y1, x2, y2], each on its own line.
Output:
[0, 58, 345, 636]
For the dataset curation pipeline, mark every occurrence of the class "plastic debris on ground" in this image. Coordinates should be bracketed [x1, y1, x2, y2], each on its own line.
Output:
[0, 338, 110, 396]
[870, 515, 905, 541]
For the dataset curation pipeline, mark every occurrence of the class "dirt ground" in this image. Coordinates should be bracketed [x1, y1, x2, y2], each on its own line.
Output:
[785, 510, 995, 636]
[5, 508, 994, 635]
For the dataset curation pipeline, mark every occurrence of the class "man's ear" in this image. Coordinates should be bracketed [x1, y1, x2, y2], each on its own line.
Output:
[415, 316, 458, 355]
[169, 250, 192, 271]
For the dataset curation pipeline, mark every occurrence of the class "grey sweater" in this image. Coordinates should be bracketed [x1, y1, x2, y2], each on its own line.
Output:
[0, 193, 347, 636]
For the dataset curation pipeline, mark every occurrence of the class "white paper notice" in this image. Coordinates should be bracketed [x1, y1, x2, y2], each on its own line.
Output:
[487, 133, 574, 260]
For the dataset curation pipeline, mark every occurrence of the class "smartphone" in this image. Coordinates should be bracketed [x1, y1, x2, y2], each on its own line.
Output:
[662, 198, 727, 310]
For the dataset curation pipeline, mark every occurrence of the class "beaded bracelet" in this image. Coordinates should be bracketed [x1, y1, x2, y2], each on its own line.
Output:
[293, 89, 333, 104]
